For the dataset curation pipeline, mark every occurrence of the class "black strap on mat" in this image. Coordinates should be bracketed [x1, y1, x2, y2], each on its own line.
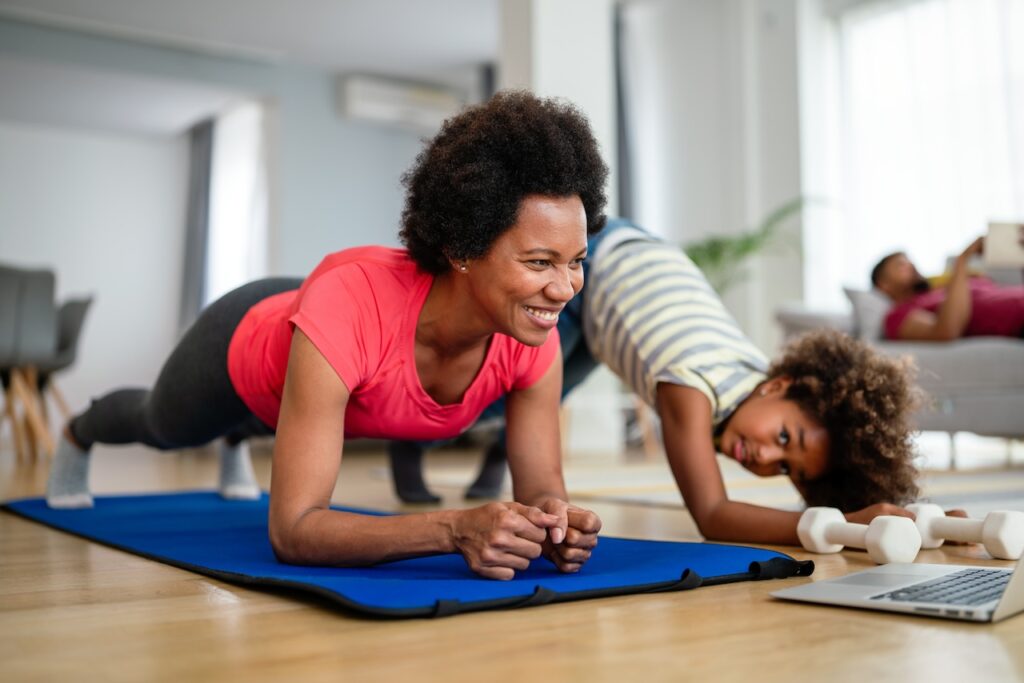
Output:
[428, 559, 812, 618]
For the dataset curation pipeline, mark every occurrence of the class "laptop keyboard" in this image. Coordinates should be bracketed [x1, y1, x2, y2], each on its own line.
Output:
[872, 568, 1010, 606]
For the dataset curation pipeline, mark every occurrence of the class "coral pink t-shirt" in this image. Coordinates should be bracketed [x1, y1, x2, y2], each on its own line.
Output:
[884, 278, 1024, 340]
[227, 246, 559, 440]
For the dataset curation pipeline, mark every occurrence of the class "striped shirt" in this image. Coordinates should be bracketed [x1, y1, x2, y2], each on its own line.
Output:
[583, 229, 768, 428]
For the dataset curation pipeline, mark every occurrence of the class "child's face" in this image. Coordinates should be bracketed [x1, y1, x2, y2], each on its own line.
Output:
[719, 378, 829, 498]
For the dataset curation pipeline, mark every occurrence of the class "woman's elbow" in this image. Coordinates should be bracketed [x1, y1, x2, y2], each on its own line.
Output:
[268, 514, 313, 565]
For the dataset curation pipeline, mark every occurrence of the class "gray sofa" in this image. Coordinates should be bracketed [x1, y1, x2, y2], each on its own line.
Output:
[775, 287, 1024, 465]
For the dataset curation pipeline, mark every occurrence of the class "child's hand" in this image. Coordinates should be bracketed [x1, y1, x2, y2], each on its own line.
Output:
[844, 503, 915, 526]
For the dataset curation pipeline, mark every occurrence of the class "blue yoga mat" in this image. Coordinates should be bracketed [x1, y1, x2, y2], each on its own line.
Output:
[3, 492, 813, 618]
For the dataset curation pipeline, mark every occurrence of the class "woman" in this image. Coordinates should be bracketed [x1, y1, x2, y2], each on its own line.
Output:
[46, 91, 607, 580]
[392, 220, 925, 546]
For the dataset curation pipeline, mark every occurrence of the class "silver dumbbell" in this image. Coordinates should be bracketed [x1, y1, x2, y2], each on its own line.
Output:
[907, 504, 1024, 560]
[798, 507, 921, 564]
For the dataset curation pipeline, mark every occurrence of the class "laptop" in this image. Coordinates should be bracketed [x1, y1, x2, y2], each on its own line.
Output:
[984, 221, 1024, 268]
[771, 554, 1024, 623]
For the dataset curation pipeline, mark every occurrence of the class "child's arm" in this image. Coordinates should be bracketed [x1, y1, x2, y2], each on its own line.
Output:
[655, 382, 804, 544]
[655, 382, 915, 545]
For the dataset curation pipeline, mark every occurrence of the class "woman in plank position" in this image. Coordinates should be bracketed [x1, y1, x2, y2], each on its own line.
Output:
[46, 91, 606, 580]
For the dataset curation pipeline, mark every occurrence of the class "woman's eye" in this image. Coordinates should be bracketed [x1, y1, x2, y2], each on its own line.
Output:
[529, 260, 550, 267]
[778, 427, 790, 447]
[571, 257, 586, 266]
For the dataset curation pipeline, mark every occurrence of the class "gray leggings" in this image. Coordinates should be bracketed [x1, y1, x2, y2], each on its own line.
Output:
[70, 278, 302, 450]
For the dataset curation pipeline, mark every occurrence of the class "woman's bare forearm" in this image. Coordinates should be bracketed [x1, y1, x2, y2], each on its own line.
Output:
[505, 357, 570, 507]
[270, 506, 457, 566]
[512, 474, 568, 508]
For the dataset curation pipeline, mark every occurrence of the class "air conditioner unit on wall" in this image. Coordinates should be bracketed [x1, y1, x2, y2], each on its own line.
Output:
[337, 75, 466, 135]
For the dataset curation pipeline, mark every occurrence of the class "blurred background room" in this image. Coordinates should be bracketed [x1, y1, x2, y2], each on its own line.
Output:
[1, 0, 1022, 502]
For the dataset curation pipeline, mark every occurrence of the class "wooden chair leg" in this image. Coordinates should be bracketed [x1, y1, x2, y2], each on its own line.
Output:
[47, 380, 72, 421]
[10, 368, 55, 459]
[26, 367, 44, 461]
[31, 370, 51, 436]
[4, 382, 29, 464]
[0, 385, 8, 458]
[22, 412, 38, 461]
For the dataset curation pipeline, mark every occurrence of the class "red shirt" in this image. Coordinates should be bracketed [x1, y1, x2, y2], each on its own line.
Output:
[884, 278, 1024, 339]
[227, 246, 559, 439]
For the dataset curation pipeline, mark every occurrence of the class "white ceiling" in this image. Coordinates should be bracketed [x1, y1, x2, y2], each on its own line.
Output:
[0, 0, 499, 74]
[0, 0, 498, 136]
[0, 57, 247, 137]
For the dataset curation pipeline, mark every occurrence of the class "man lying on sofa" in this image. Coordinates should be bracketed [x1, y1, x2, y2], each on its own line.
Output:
[871, 236, 1024, 341]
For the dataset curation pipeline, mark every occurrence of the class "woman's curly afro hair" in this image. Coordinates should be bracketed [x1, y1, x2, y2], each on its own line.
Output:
[399, 90, 609, 274]
[769, 329, 921, 511]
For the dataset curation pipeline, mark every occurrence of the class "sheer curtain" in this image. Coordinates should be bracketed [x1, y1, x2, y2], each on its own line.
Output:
[204, 101, 269, 307]
[806, 0, 1024, 308]
[179, 119, 214, 333]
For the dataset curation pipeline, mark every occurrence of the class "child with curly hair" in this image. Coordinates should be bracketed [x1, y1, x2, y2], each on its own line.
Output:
[391, 220, 924, 546]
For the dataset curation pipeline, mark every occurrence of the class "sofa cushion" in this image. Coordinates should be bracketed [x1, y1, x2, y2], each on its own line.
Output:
[774, 305, 853, 339]
[875, 338, 1024, 393]
[843, 287, 891, 341]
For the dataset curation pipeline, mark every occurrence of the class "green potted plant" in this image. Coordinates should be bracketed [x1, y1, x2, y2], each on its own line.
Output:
[683, 197, 807, 294]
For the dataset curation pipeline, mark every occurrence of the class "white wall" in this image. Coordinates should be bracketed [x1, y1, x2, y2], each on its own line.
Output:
[0, 18, 432, 413]
[0, 18, 427, 278]
[0, 119, 187, 413]
[499, 0, 618, 215]
[623, 0, 742, 241]
[622, 0, 805, 353]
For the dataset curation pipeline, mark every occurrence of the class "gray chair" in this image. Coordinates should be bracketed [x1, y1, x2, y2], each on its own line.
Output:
[0, 264, 59, 461]
[37, 297, 93, 418]
[16, 267, 58, 365]
[0, 267, 20, 373]
[0, 265, 27, 460]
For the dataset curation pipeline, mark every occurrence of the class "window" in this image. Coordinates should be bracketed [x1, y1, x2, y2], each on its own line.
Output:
[806, 0, 1024, 308]
[204, 101, 269, 306]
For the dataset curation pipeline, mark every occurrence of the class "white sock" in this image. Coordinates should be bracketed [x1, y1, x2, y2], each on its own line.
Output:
[46, 436, 94, 509]
[218, 440, 260, 500]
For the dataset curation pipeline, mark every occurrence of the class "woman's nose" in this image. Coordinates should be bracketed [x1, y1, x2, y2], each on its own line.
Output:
[546, 266, 577, 302]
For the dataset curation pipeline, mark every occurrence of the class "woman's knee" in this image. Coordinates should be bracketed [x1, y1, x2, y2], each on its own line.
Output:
[141, 403, 216, 450]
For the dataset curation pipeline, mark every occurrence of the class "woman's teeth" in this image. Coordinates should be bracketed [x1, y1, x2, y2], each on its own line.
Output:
[524, 306, 558, 321]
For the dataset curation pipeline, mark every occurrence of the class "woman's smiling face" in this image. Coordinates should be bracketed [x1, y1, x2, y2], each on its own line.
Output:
[461, 194, 588, 347]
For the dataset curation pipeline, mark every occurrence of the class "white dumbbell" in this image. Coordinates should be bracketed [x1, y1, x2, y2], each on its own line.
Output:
[798, 507, 922, 564]
[906, 504, 1024, 560]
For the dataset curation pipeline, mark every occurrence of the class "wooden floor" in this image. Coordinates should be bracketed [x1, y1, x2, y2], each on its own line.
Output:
[2, 441, 1023, 683]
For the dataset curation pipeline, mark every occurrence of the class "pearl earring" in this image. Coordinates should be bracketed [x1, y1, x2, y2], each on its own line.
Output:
[459, 263, 468, 272]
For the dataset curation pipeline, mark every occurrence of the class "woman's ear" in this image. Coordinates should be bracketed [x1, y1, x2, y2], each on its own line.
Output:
[443, 248, 468, 273]
[447, 256, 469, 273]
